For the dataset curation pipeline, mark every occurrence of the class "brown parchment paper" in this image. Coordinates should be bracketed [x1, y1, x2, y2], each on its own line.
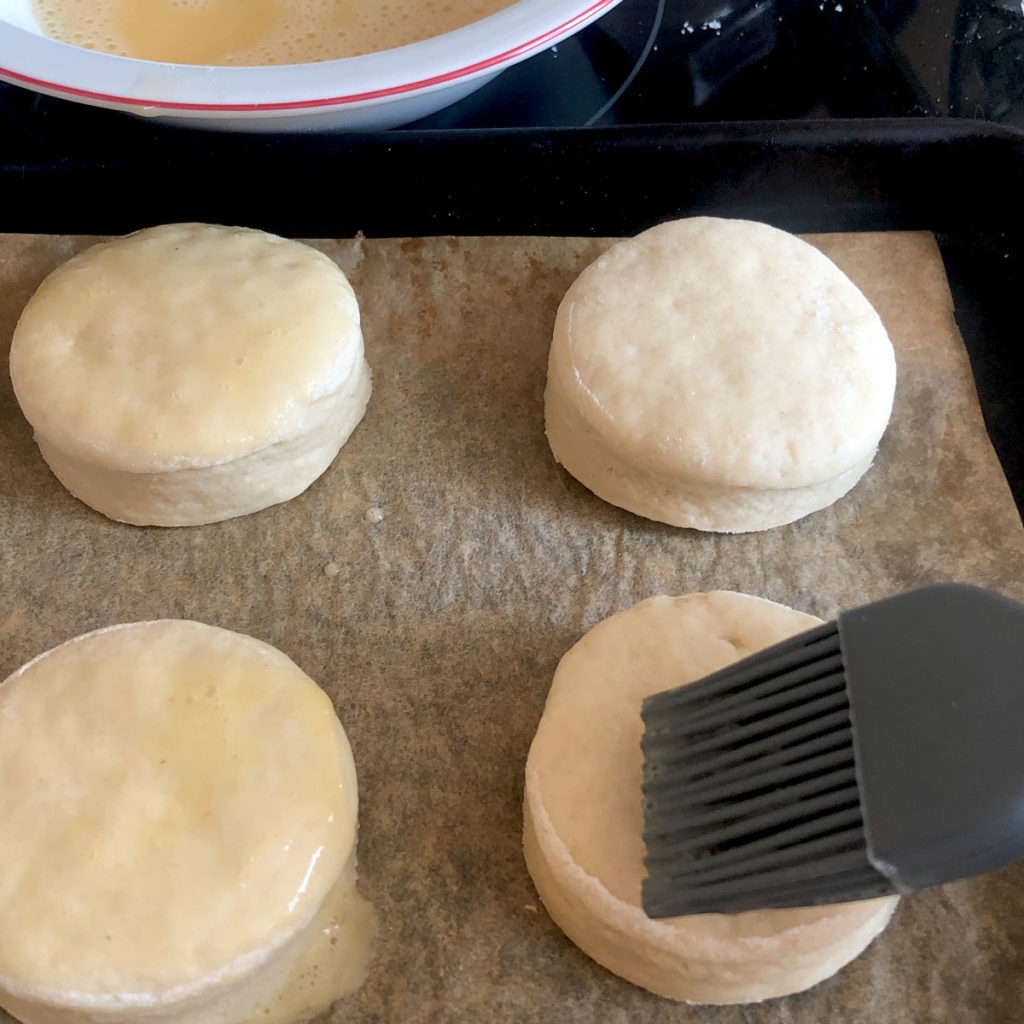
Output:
[1, 230, 1023, 1024]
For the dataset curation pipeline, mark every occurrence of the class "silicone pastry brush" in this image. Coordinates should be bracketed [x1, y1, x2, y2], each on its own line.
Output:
[640, 583, 1024, 918]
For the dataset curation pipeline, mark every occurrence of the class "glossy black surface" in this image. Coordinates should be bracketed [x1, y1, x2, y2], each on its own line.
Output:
[417, 0, 1024, 127]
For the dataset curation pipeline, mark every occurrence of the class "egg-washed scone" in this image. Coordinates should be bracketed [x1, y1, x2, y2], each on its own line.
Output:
[0, 620, 376, 1024]
[9, 223, 371, 526]
[544, 217, 896, 532]
[524, 592, 898, 1004]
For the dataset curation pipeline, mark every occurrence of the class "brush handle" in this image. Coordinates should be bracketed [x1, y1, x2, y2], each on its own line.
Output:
[842, 583, 1024, 891]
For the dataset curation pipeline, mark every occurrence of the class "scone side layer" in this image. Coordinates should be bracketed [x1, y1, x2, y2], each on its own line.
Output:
[524, 776, 897, 1004]
[544, 366, 875, 531]
[32, 356, 372, 526]
[0, 849, 371, 1024]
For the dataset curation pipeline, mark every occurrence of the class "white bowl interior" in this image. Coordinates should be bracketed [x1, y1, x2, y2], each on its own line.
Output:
[0, 0, 38, 32]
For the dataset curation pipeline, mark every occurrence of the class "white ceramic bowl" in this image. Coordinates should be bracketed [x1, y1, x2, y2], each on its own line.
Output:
[0, 0, 621, 131]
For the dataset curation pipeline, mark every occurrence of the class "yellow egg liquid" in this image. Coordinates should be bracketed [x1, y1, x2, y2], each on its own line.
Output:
[253, 882, 379, 1024]
[29, 0, 516, 65]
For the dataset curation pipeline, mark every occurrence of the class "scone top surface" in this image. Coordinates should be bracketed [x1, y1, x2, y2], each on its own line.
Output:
[10, 223, 363, 471]
[527, 592, 894, 954]
[0, 620, 356, 1004]
[549, 217, 896, 489]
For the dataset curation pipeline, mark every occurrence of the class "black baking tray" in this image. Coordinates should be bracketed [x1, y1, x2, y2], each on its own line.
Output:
[2, 116, 1021, 513]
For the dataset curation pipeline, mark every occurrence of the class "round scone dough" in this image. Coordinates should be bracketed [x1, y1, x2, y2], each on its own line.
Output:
[0, 620, 376, 1024]
[9, 223, 371, 526]
[544, 217, 897, 532]
[524, 592, 898, 1004]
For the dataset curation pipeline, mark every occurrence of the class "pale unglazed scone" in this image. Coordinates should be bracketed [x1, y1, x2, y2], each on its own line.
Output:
[523, 592, 898, 1004]
[0, 620, 375, 1024]
[9, 223, 371, 526]
[544, 218, 897, 532]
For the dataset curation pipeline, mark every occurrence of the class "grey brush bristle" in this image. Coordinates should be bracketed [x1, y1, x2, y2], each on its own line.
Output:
[641, 621, 897, 917]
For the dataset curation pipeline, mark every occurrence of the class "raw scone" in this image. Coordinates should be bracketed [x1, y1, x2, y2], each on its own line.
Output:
[0, 620, 375, 1024]
[523, 592, 898, 1004]
[9, 223, 371, 526]
[544, 217, 896, 532]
